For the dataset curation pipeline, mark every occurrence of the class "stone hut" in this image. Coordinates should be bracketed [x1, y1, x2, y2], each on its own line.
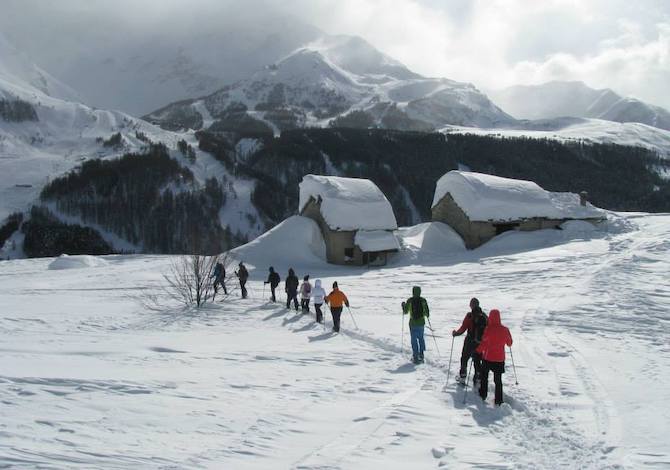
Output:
[299, 175, 400, 266]
[431, 171, 605, 249]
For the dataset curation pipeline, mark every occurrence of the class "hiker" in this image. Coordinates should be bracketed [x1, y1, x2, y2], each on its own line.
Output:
[264, 266, 280, 302]
[452, 298, 488, 384]
[285, 268, 299, 310]
[311, 279, 326, 323]
[325, 281, 349, 332]
[300, 275, 312, 313]
[476, 309, 513, 406]
[402, 286, 430, 364]
[235, 262, 249, 299]
[211, 261, 227, 295]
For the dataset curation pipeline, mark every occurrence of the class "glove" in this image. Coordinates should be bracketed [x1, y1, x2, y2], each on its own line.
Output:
[401, 301, 406, 309]
[452, 330, 457, 337]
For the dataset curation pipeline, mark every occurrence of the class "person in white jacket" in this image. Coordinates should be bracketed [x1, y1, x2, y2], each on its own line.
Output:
[311, 279, 326, 323]
[300, 275, 312, 313]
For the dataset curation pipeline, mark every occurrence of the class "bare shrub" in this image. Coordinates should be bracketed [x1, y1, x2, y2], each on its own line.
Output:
[161, 252, 236, 308]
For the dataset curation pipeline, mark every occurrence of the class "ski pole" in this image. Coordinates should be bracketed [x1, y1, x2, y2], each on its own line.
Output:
[509, 347, 519, 385]
[446, 335, 455, 385]
[346, 306, 359, 329]
[426, 318, 441, 357]
[462, 358, 473, 405]
[262, 283, 266, 300]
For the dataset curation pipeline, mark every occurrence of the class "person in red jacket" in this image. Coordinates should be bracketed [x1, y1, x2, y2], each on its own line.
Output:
[476, 309, 513, 406]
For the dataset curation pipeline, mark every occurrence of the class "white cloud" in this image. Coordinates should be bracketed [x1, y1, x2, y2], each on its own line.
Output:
[289, 0, 670, 107]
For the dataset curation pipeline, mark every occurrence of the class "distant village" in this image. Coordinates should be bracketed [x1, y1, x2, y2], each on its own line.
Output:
[299, 171, 605, 266]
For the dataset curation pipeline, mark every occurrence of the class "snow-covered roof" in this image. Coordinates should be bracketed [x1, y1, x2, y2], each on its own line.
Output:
[299, 175, 398, 231]
[432, 171, 605, 222]
[354, 230, 400, 252]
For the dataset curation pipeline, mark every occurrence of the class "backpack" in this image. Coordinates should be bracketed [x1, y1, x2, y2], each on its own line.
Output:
[410, 297, 424, 320]
[472, 308, 487, 343]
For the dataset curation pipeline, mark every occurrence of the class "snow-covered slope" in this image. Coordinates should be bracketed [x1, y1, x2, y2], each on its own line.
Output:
[489, 81, 670, 131]
[0, 33, 80, 102]
[442, 118, 670, 158]
[145, 34, 514, 132]
[0, 36, 266, 254]
[1, 212, 668, 467]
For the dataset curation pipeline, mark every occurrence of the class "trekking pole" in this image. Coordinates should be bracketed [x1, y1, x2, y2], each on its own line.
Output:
[426, 318, 441, 357]
[346, 306, 359, 329]
[446, 335, 455, 385]
[462, 359, 473, 405]
[509, 347, 519, 385]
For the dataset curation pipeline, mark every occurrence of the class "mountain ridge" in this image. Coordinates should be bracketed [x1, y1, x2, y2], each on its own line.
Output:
[488, 81, 670, 131]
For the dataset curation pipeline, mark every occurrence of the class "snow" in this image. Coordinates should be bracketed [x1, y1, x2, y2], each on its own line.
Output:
[299, 174, 398, 231]
[397, 222, 466, 263]
[442, 118, 670, 158]
[231, 215, 327, 271]
[48, 254, 109, 270]
[1, 212, 668, 468]
[0, 34, 268, 254]
[191, 100, 214, 129]
[432, 170, 605, 222]
[354, 230, 400, 252]
[0, 33, 81, 102]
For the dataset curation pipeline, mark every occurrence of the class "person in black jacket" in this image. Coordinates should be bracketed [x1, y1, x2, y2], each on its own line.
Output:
[285, 268, 299, 310]
[211, 261, 227, 295]
[235, 262, 249, 299]
[264, 266, 280, 302]
[452, 298, 488, 384]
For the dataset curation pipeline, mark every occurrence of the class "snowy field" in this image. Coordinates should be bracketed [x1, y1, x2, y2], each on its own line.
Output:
[1, 213, 669, 469]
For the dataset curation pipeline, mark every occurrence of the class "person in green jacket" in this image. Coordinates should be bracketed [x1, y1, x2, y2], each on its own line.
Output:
[402, 286, 430, 364]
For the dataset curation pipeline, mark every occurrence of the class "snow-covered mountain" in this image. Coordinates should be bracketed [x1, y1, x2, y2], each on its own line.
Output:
[442, 117, 670, 158]
[489, 81, 670, 131]
[0, 33, 80, 102]
[0, 34, 262, 258]
[0, 6, 321, 116]
[145, 34, 515, 133]
[2, 34, 669, 261]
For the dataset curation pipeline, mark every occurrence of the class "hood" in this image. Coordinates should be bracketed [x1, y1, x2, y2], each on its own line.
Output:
[315, 279, 322, 288]
[488, 309, 501, 326]
[289, 268, 295, 276]
[269, 266, 274, 272]
[412, 286, 421, 297]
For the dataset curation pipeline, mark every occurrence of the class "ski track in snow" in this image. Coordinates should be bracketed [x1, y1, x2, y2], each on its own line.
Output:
[1, 214, 669, 468]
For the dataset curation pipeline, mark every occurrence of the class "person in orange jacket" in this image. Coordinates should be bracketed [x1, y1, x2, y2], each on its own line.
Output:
[476, 309, 513, 406]
[325, 281, 349, 333]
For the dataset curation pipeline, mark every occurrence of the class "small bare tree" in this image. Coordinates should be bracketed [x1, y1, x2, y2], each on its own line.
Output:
[163, 252, 235, 308]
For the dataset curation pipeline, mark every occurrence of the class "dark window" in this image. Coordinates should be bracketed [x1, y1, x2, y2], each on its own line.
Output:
[344, 247, 354, 259]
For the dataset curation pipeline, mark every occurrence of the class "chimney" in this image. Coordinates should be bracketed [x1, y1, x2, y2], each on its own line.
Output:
[579, 191, 588, 206]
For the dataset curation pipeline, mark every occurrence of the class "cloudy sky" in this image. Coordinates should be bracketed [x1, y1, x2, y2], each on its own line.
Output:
[297, 0, 670, 107]
[2, 0, 669, 108]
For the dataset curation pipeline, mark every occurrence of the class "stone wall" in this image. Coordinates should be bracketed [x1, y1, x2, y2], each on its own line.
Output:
[300, 198, 359, 265]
